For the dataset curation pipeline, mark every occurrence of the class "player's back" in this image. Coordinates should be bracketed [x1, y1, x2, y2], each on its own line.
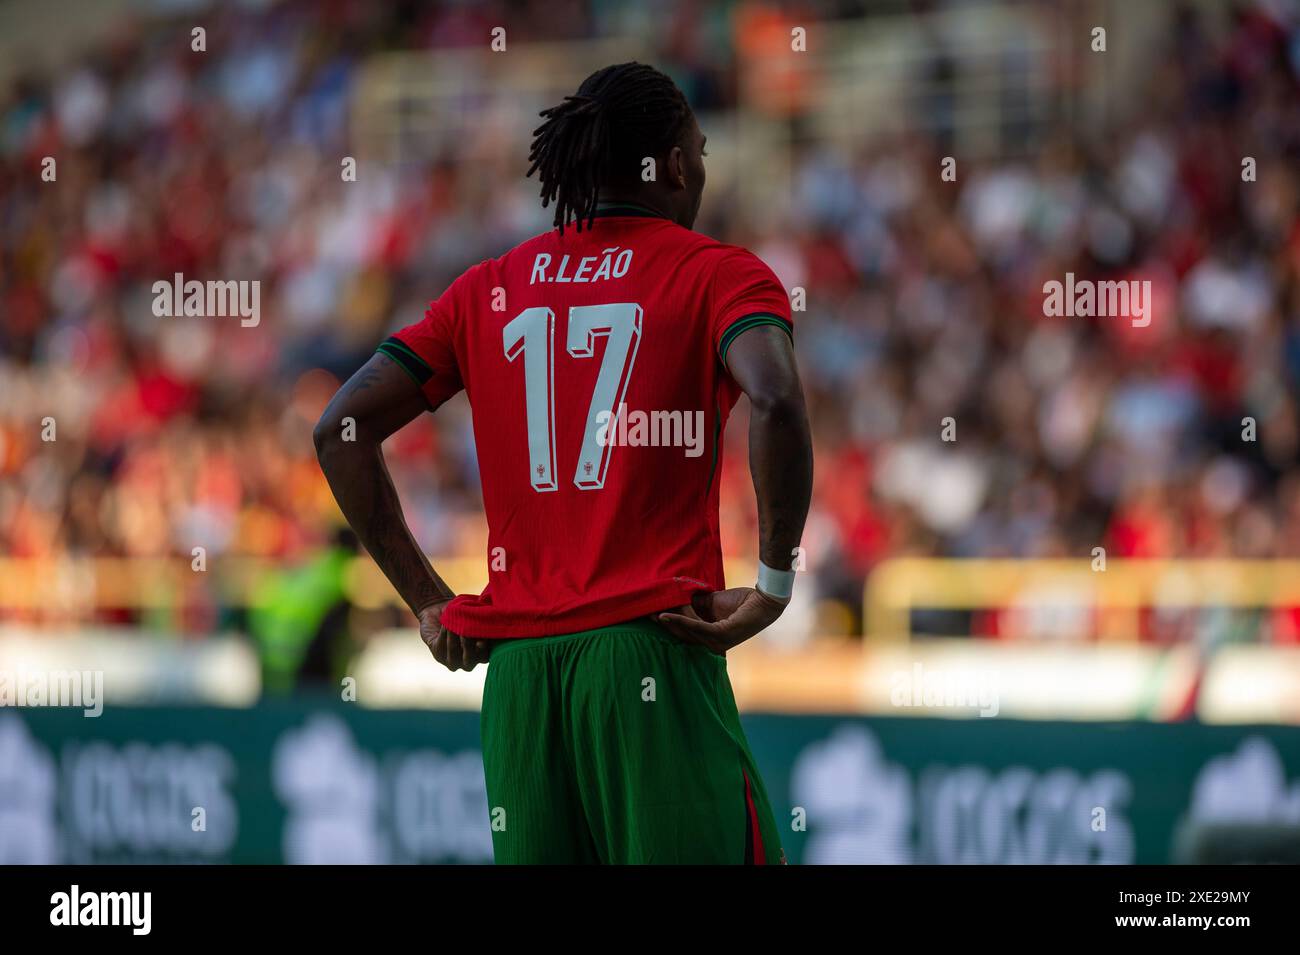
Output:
[383, 204, 792, 638]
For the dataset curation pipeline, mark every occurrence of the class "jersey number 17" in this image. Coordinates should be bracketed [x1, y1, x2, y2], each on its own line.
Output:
[502, 302, 643, 493]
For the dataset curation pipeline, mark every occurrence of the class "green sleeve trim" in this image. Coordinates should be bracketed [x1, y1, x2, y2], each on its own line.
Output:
[717, 313, 794, 364]
[377, 337, 433, 386]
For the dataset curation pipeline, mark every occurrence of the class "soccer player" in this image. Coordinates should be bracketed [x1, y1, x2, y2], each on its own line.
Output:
[315, 62, 813, 864]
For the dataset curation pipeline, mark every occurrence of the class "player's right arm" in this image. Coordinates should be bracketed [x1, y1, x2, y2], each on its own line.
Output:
[313, 353, 488, 671]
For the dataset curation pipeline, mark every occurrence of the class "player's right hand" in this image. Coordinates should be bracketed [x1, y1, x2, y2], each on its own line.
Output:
[656, 586, 787, 655]
[418, 599, 492, 671]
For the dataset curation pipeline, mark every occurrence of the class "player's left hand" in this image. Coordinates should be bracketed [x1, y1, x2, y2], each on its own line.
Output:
[419, 599, 492, 671]
[656, 586, 787, 655]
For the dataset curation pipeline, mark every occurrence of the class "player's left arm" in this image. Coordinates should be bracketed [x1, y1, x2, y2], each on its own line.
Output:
[658, 326, 813, 653]
[313, 353, 488, 671]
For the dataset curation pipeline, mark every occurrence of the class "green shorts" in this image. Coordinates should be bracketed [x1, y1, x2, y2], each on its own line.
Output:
[480, 617, 784, 864]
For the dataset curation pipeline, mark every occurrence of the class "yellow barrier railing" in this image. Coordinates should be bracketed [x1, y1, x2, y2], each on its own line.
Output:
[864, 558, 1300, 642]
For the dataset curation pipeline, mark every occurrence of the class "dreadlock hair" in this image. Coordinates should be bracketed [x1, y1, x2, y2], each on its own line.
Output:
[527, 62, 693, 234]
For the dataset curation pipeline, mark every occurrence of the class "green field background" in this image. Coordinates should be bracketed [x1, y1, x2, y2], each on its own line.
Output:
[6, 703, 1298, 864]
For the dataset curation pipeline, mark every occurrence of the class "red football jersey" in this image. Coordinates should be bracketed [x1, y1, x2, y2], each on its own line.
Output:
[380, 203, 793, 638]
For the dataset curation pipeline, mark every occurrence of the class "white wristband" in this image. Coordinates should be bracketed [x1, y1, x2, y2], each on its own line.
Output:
[756, 560, 795, 602]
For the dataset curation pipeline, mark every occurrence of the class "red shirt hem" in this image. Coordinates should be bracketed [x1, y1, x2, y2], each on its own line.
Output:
[439, 579, 719, 639]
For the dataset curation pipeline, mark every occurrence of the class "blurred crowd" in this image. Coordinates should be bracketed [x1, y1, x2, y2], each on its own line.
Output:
[2, 0, 1300, 641]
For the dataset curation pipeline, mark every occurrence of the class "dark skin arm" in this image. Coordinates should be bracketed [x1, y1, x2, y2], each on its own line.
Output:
[657, 325, 813, 653]
[313, 353, 490, 671]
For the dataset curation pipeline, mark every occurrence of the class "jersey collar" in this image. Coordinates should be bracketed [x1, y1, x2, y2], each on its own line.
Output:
[591, 200, 670, 220]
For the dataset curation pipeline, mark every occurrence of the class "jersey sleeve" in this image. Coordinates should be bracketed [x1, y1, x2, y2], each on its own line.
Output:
[376, 272, 470, 410]
[709, 247, 793, 365]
